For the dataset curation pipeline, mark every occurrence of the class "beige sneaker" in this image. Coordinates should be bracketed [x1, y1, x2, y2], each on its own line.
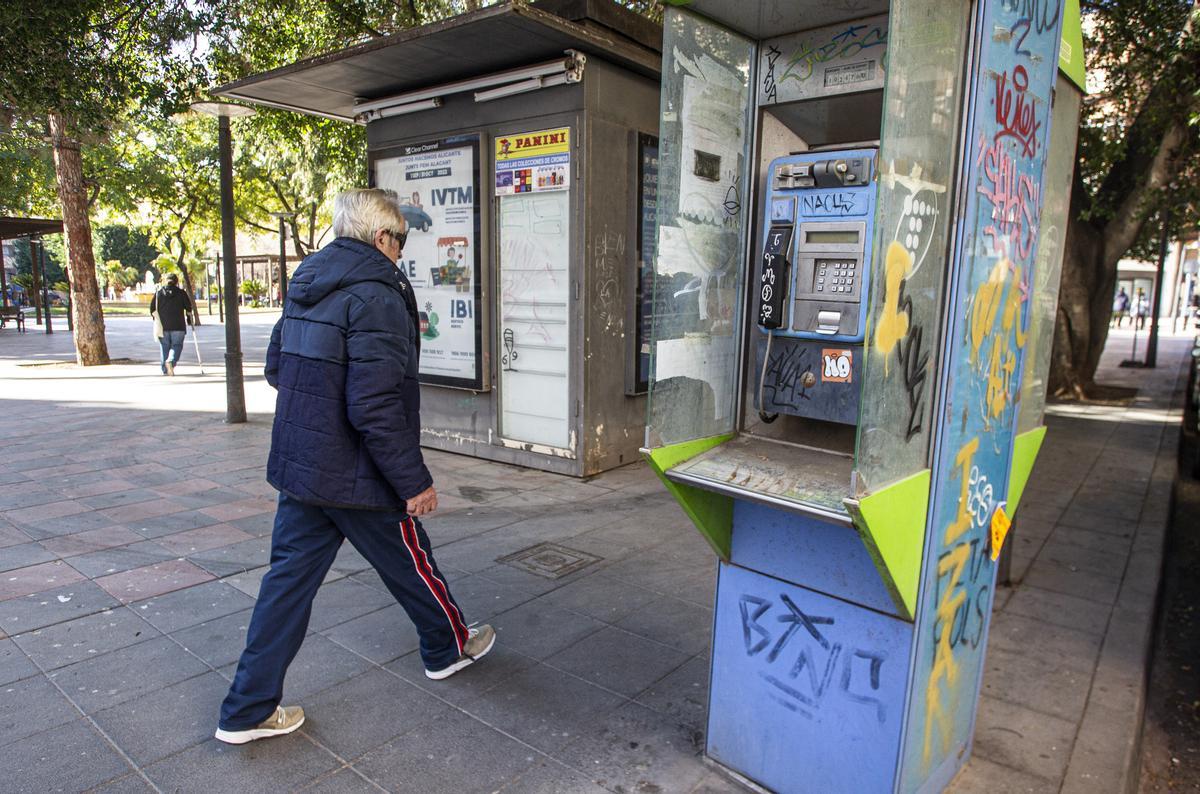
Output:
[425, 624, 496, 680]
[214, 705, 305, 745]
[166, 361, 175, 376]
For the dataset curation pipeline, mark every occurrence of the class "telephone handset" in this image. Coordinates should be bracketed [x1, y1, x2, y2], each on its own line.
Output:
[758, 225, 793, 329]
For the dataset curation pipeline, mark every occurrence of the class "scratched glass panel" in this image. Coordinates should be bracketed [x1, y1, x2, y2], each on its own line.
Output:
[852, 2, 973, 494]
[645, 8, 756, 446]
[1018, 77, 1082, 435]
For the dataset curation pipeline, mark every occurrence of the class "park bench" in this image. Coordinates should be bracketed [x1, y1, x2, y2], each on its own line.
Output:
[0, 305, 26, 332]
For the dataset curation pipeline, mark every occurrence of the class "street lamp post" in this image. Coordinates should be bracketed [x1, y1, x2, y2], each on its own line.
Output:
[190, 100, 255, 423]
[269, 211, 297, 305]
[38, 237, 52, 334]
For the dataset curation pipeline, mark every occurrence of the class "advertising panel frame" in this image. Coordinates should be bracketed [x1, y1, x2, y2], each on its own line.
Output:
[370, 133, 487, 391]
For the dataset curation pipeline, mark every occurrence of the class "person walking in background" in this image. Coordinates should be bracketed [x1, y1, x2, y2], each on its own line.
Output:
[215, 189, 494, 746]
[1134, 287, 1151, 331]
[149, 273, 193, 375]
[1112, 286, 1129, 327]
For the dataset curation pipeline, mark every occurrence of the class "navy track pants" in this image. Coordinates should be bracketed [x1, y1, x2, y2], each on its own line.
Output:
[219, 494, 469, 730]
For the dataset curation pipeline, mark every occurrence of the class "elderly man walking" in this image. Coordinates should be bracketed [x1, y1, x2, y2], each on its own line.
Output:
[215, 189, 493, 745]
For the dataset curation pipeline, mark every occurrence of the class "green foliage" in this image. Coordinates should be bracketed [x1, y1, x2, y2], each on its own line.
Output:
[240, 277, 267, 306]
[1077, 1, 1200, 256]
[10, 238, 65, 285]
[0, 1, 217, 134]
[98, 225, 160, 277]
[98, 259, 138, 293]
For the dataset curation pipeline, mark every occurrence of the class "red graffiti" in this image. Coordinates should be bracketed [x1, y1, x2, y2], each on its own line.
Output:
[993, 66, 1042, 159]
[975, 134, 1039, 263]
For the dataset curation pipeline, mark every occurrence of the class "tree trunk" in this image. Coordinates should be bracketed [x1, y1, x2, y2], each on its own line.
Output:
[1049, 216, 1108, 398]
[174, 240, 201, 326]
[49, 112, 109, 366]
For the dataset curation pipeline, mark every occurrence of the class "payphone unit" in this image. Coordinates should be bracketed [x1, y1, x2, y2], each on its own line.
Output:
[755, 148, 877, 426]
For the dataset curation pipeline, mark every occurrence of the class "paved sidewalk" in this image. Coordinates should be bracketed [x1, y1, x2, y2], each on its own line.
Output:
[0, 323, 1187, 793]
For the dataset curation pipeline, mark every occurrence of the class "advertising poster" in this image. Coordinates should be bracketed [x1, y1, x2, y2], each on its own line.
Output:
[494, 127, 571, 195]
[373, 135, 483, 390]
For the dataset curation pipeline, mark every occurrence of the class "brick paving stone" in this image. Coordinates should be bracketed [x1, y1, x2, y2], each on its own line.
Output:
[143, 735, 341, 794]
[60, 478, 139, 500]
[0, 560, 86, 600]
[5, 719, 132, 793]
[3, 498, 93, 525]
[127, 508, 223, 538]
[39, 526, 143, 558]
[0, 541, 56, 573]
[47, 635, 210, 713]
[199, 497, 276, 523]
[11, 607, 159, 671]
[0, 637, 39, 685]
[91, 670, 229, 766]
[132, 581, 255, 634]
[95, 559, 215, 604]
[302, 668, 453, 759]
[0, 520, 32, 549]
[0, 674, 81, 746]
[18, 509, 123, 540]
[0, 581, 121, 635]
[171, 609, 255, 669]
[65, 541, 177, 579]
[154, 524, 254, 556]
[555, 701, 707, 793]
[101, 497, 190, 524]
[354, 708, 538, 794]
[79, 489, 163, 511]
[547, 626, 691, 698]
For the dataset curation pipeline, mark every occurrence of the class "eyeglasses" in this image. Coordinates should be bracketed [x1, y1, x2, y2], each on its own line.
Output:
[385, 229, 407, 250]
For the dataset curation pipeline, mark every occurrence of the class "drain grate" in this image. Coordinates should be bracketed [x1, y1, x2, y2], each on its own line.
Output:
[497, 542, 603, 579]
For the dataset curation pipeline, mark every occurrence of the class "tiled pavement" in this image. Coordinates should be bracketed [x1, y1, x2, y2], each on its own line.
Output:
[0, 319, 1188, 793]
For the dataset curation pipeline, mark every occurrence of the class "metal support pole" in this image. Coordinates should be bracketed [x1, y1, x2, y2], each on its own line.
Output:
[30, 239, 42, 324]
[219, 115, 246, 423]
[216, 254, 224, 322]
[278, 218, 289, 302]
[39, 238, 52, 334]
[205, 261, 213, 316]
[0, 238, 8, 308]
[1145, 211, 1170, 368]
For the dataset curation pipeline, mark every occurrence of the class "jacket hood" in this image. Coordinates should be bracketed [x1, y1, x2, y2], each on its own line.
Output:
[287, 237, 401, 307]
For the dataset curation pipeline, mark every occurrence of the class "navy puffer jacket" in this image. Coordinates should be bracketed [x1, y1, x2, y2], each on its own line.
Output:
[265, 237, 432, 511]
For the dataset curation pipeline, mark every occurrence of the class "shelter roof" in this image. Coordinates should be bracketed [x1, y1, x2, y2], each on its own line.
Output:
[214, 0, 661, 122]
[0, 217, 64, 239]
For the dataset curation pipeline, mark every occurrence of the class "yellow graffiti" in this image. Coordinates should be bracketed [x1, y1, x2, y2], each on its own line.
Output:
[968, 260, 1007, 365]
[924, 436, 979, 769]
[946, 437, 979, 545]
[1001, 264, 1027, 349]
[970, 259, 1030, 424]
[873, 241, 913, 375]
[924, 541, 970, 767]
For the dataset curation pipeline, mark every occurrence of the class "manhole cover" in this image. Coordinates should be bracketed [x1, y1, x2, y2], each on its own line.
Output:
[497, 542, 602, 579]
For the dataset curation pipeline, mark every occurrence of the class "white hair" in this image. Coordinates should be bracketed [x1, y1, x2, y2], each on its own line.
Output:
[331, 188, 407, 243]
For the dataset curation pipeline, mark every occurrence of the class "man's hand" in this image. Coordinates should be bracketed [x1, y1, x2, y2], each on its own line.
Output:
[405, 485, 438, 517]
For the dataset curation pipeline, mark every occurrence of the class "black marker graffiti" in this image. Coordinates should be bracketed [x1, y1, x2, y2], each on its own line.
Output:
[897, 290, 930, 442]
[763, 45, 782, 104]
[738, 593, 889, 723]
[764, 345, 813, 411]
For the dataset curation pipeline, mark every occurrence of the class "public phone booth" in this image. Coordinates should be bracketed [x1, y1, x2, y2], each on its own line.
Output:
[217, 0, 662, 476]
[642, 1, 1085, 791]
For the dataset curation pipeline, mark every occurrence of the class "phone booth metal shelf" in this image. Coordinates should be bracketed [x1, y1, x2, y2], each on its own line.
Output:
[641, 1, 1086, 791]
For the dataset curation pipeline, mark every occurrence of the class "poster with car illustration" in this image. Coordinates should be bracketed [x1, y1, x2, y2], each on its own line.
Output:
[373, 135, 484, 390]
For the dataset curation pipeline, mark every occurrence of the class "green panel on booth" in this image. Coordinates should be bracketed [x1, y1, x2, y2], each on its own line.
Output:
[1060, 0, 1086, 91]
[845, 469, 931, 621]
[1007, 426, 1047, 518]
[644, 435, 734, 559]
